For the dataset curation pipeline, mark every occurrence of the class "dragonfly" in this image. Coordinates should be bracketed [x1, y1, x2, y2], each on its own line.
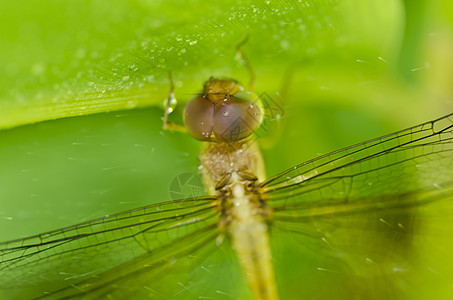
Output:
[0, 75, 453, 299]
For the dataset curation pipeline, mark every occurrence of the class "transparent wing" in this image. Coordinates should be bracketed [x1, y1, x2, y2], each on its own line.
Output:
[262, 113, 453, 299]
[0, 196, 223, 299]
[262, 112, 453, 215]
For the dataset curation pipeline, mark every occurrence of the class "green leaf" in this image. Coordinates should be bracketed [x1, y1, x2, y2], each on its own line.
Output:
[0, 0, 403, 129]
[1, 0, 453, 299]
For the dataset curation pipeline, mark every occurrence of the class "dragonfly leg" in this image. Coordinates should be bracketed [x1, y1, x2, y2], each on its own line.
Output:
[163, 70, 186, 132]
[235, 35, 256, 91]
[256, 68, 291, 148]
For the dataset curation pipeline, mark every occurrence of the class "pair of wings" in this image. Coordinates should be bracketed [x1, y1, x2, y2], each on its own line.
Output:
[1, 113, 452, 299]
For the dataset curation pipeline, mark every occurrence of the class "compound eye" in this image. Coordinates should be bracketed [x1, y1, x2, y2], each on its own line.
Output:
[212, 91, 263, 142]
[183, 96, 214, 141]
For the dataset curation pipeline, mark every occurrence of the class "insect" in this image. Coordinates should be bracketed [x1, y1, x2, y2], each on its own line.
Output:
[1, 71, 453, 299]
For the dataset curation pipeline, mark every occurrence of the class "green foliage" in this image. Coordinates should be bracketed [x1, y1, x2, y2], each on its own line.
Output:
[0, 0, 403, 129]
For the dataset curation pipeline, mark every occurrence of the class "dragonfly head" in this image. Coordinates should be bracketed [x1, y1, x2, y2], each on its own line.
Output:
[184, 77, 264, 143]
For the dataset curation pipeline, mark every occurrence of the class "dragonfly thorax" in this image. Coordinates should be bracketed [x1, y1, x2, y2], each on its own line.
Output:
[199, 140, 266, 194]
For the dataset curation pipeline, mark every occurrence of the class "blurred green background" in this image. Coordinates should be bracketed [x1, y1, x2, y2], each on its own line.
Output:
[0, 0, 452, 299]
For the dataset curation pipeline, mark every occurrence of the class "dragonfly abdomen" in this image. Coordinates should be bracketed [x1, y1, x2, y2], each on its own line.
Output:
[227, 179, 278, 300]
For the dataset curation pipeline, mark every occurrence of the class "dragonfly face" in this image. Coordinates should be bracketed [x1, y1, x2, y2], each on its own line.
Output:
[1, 77, 453, 299]
[184, 78, 263, 142]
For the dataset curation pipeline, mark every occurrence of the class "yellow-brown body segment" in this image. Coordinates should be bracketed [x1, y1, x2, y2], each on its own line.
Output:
[200, 141, 278, 300]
